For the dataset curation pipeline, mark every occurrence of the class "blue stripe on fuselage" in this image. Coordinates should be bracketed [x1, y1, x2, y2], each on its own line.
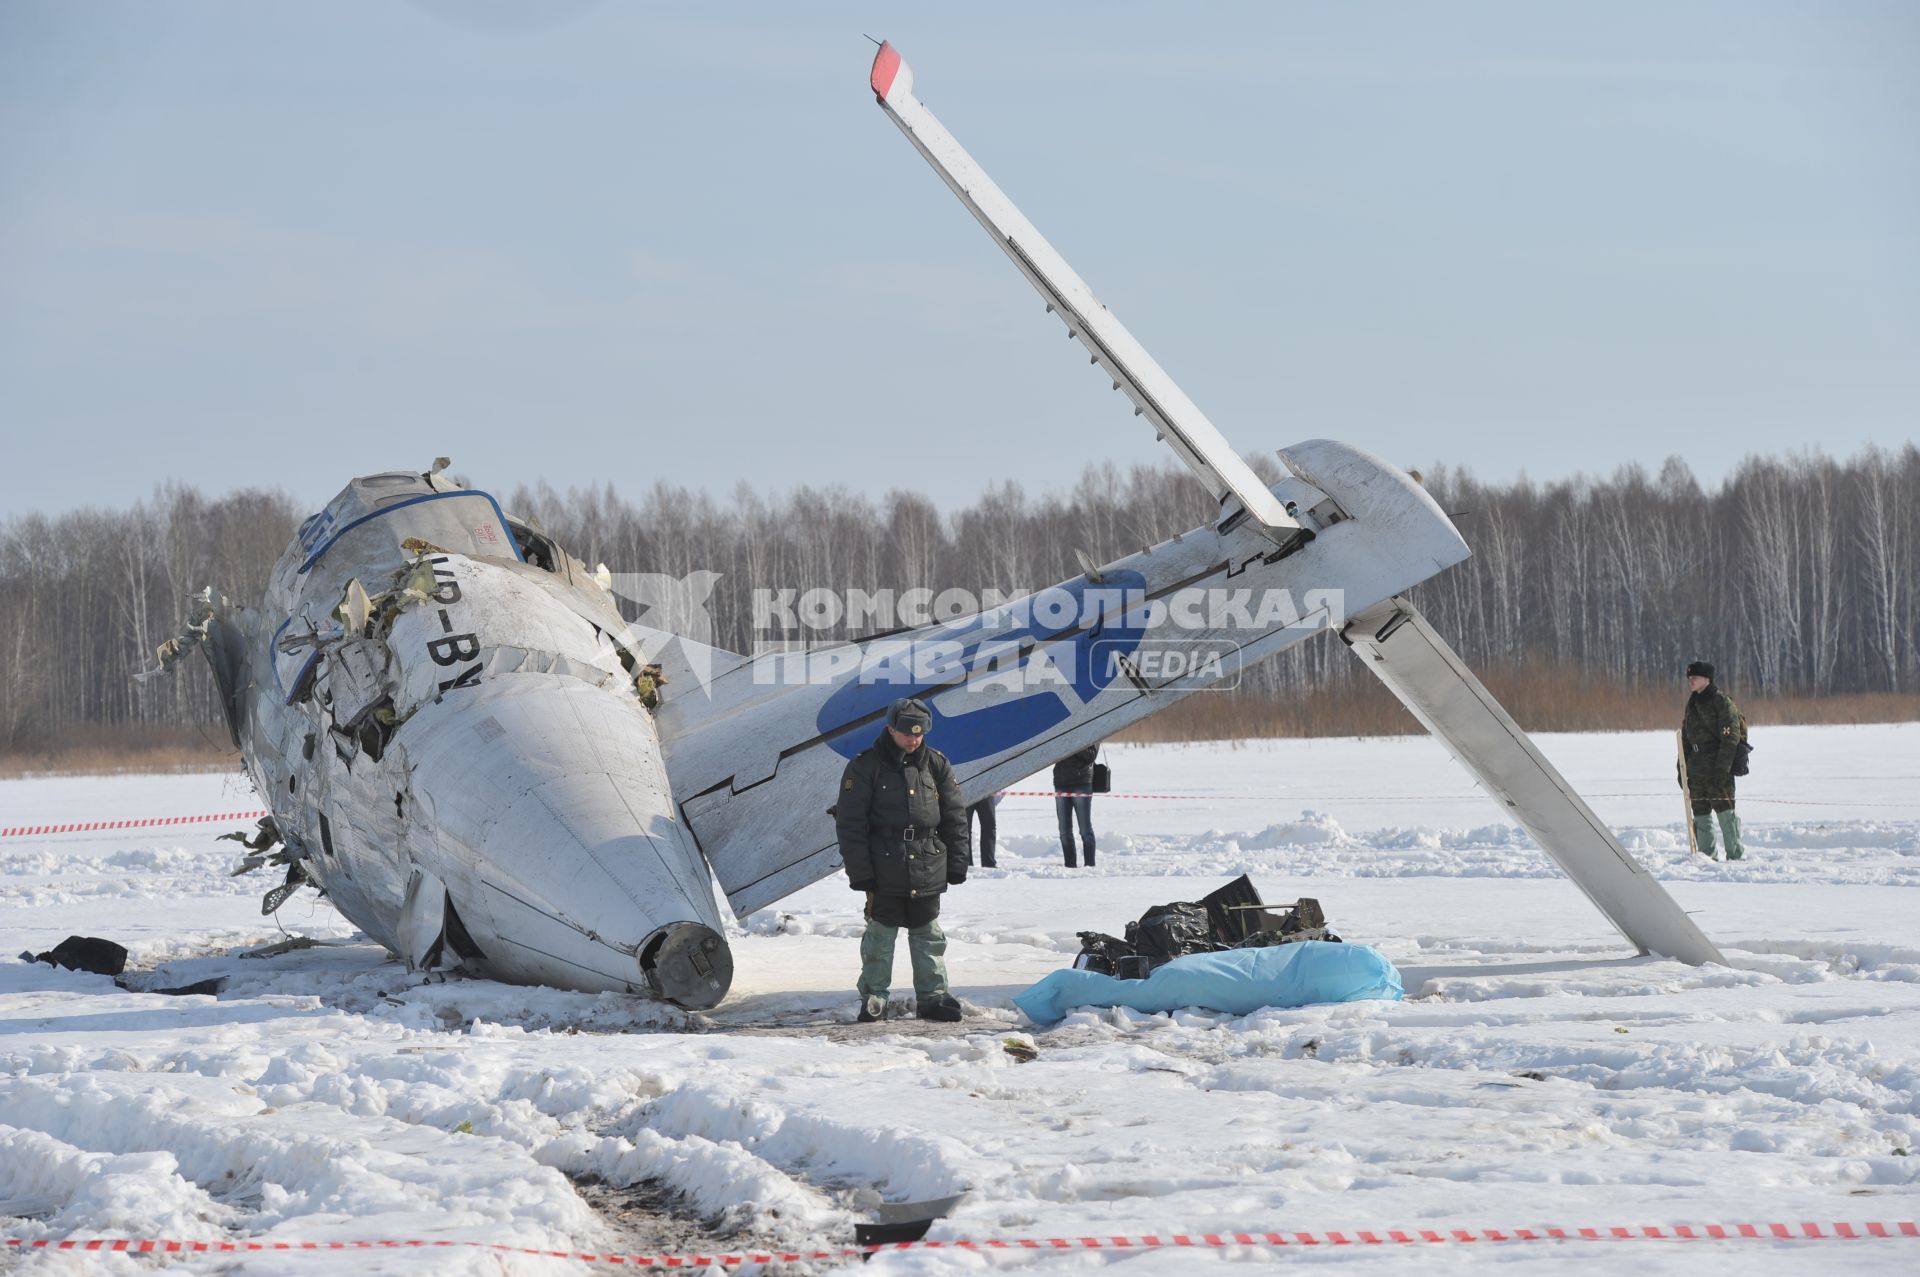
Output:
[817, 570, 1148, 764]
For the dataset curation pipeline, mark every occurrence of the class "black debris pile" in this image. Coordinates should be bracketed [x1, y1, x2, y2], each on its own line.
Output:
[18, 935, 129, 976]
[1072, 875, 1339, 978]
[1133, 901, 1213, 962]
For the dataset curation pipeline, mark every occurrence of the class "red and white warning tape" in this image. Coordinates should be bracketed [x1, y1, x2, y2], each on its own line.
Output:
[0, 810, 268, 839]
[999, 789, 1920, 808]
[4, 783, 1917, 842]
[5, 1221, 1916, 1265]
[996, 789, 1242, 800]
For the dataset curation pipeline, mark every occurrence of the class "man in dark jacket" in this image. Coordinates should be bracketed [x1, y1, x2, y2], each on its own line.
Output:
[836, 697, 970, 1022]
[1053, 743, 1100, 868]
[1681, 660, 1746, 861]
[968, 795, 1001, 869]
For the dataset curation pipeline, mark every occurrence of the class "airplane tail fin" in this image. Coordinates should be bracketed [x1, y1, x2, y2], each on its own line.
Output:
[869, 41, 1308, 552]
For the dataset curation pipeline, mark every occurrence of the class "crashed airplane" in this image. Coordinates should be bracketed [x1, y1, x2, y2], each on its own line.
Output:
[174, 42, 1721, 1011]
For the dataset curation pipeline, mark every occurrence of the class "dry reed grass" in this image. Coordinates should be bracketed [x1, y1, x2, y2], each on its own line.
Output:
[4, 680, 1914, 775]
[1116, 671, 1920, 743]
[0, 725, 239, 779]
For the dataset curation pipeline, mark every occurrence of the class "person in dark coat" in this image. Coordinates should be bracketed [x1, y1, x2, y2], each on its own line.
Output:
[836, 697, 970, 1022]
[1681, 660, 1746, 861]
[968, 794, 1001, 869]
[1052, 742, 1100, 868]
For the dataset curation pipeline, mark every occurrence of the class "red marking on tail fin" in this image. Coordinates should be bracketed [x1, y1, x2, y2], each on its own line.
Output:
[871, 42, 902, 100]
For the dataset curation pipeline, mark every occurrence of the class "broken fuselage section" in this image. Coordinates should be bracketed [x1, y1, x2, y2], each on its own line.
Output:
[206, 469, 732, 1009]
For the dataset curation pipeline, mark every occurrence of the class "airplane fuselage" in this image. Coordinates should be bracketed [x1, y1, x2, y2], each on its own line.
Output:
[219, 471, 732, 1008]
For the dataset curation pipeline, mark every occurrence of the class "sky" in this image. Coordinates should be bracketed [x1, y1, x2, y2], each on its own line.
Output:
[2, 1, 1916, 519]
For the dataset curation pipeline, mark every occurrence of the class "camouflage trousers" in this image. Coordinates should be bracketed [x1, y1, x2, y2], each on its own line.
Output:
[1691, 800, 1744, 860]
[857, 916, 949, 1002]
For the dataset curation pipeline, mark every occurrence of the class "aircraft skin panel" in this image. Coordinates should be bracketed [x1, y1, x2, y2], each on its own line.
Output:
[384, 640, 728, 1004]
[1341, 597, 1726, 966]
[397, 867, 448, 970]
[270, 478, 518, 627]
[868, 41, 1300, 540]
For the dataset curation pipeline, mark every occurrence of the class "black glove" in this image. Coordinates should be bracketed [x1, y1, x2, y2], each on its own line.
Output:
[947, 871, 967, 886]
[848, 878, 875, 892]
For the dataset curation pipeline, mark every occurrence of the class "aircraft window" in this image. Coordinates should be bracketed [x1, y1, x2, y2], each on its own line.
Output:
[511, 521, 560, 573]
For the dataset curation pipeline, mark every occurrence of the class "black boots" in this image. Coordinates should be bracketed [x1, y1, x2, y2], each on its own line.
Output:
[865, 995, 961, 1021]
[915, 996, 963, 1022]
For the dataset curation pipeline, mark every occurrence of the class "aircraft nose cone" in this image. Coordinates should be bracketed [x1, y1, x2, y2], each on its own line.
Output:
[642, 921, 733, 1010]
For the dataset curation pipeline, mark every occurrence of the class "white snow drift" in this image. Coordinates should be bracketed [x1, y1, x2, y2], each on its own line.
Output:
[2, 723, 1916, 1273]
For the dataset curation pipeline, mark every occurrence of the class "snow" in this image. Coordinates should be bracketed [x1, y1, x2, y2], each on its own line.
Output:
[2, 723, 1917, 1273]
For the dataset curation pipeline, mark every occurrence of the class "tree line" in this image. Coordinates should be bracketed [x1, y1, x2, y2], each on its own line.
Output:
[2, 445, 1915, 753]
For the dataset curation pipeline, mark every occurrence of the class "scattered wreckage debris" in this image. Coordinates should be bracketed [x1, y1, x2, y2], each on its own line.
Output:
[853, 1192, 969, 1248]
[239, 935, 328, 960]
[18, 935, 340, 997]
[127, 975, 228, 998]
[1071, 875, 1341, 979]
[21, 937, 216, 994]
[1001, 1037, 1039, 1063]
[221, 816, 322, 916]
[19, 935, 128, 976]
[144, 976, 227, 997]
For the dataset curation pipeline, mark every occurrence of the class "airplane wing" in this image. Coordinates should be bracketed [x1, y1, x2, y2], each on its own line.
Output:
[869, 42, 1307, 549]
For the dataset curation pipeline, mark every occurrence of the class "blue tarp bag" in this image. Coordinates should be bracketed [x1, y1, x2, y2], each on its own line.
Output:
[1014, 940, 1402, 1025]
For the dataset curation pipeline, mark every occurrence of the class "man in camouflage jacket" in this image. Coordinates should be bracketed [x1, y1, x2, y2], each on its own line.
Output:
[836, 697, 970, 1022]
[1681, 659, 1746, 861]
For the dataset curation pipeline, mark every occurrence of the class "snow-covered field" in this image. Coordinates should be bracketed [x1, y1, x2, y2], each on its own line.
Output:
[3, 723, 1917, 1273]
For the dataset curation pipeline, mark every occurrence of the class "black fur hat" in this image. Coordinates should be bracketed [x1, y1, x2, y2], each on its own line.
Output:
[887, 697, 933, 735]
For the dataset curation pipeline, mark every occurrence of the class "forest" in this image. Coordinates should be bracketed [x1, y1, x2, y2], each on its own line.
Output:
[2, 444, 1914, 766]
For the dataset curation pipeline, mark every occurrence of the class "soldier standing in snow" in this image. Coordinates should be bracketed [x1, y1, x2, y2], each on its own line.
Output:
[1681, 660, 1746, 861]
[836, 697, 970, 1023]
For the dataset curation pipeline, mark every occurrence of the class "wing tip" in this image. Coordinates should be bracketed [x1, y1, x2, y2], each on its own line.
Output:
[870, 40, 906, 102]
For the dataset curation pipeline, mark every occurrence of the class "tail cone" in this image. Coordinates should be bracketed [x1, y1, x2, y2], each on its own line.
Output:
[642, 921, 733, 1010]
